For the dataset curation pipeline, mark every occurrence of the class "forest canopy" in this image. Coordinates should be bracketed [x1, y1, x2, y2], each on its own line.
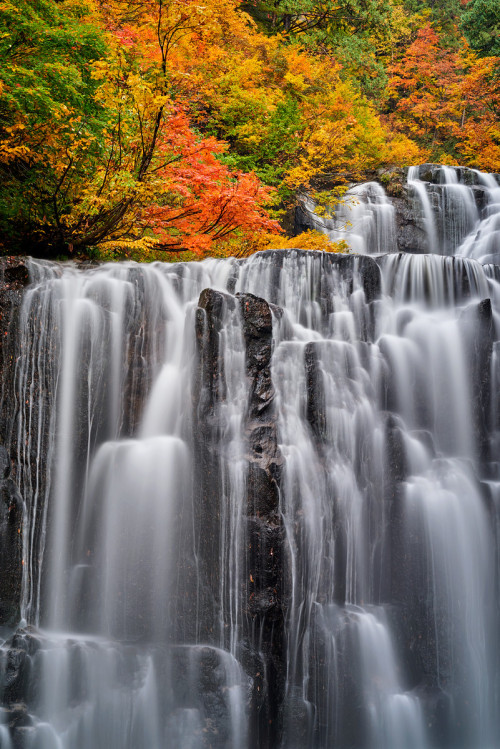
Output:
[0, 0, 498, 260]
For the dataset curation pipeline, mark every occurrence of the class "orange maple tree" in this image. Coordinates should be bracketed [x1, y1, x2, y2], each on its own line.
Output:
[387, 24, 462, 148]
[0, 0, 280, 257]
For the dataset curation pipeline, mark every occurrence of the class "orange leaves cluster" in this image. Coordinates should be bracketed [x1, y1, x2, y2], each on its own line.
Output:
[388, 26, 462, 142]
[139, 111, 278, 253]
[457, 55, 500, 171]
[387, 23, 500, 170]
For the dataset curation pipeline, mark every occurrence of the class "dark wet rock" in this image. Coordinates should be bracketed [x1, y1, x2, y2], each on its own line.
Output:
[0, 450, 23, 626]
[0, 445, 10, 479]
[415, 163, 482, 186]
[169, 645, 251, 749]
[460, 298, 495, 468]
[4, 649, 31, 707]
[0, 259, 55, 628]
[0, 258, 31, 451]
[294, 201, 314, 236]
[237, 296, 284, 506]
[454, 166, 481, 186]
[236, 292, 286, 748]
[195, 288, 236, 423]
[304, 343, 326, 443]
[191, 285, 288, 724]
[471, 185, 489, 215]
[237, 293, 274, 417]
[417, 164, 443, 185]
[192, 287, 238, 641]
[344, 254, 382, 303]
[0, 258, 30, 291]
[246, 453, 281, 516]
[393, 186, 431, 254]
[3, 629, 43, 706]
[236, 642, 267, 714]
[246, 517, 284, 606]
[5, 702, 32, 729]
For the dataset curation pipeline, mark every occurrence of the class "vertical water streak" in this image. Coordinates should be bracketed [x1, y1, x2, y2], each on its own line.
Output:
[407, 166, 439, 254]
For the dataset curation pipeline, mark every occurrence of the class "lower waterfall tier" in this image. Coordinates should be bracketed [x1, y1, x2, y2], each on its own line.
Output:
[0, 247, 500, 748]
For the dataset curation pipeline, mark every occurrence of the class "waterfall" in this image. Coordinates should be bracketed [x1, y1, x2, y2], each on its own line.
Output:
[296, 164, 500, 260]
[1, 167, 500, 749]
[297, 182, 396, 254]
[407, 164, 500, 260]
[458, 170, 500, 264]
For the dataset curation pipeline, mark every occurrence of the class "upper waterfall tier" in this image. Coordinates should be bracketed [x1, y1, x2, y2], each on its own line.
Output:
[296, 164, 500, 261]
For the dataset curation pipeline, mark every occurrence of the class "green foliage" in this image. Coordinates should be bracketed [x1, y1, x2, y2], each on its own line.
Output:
[241, 0, 393, 97]
[243, 0, 390, 37]
[402, 0, 462, 42]
[219, 95, 302, 194]
[461, 0, 500, 57]
[0, 0, 109, 251]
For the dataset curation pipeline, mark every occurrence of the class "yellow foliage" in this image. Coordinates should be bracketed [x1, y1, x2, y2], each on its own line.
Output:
[253, 230, 350, 254]
[96, 236, 167, 261]
[382, 131, 428, 165]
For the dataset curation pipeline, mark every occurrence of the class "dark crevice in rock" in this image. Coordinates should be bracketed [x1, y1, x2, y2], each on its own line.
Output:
[238, 292, 286, 749]
[460, 298, 495, 470]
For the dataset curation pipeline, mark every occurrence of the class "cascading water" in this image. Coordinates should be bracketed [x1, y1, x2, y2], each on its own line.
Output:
[1, 165, 500, 749]
[458, 170, 500, 264]
[407, 164, 500, 260]
[297, 182, 396, 254]
[298, 163, 500, 262]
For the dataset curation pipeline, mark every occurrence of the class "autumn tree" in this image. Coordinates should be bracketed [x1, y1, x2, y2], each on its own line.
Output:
[387, 22, 500, 170]
[0, 0, 110, 253]
[456, 53, 500, 171]
[386, 24, 463, 153]
[0, 0, 280, 257]
[242, 0, 401, 97]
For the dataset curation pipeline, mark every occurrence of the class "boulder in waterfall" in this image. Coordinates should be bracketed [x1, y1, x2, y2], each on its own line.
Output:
[169, 645, 250, 748]
[3, 629, 43, 706]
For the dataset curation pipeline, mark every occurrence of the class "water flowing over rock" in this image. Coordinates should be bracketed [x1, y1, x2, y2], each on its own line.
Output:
[298, 164, 500, 262]
[1, 166, 500, 749]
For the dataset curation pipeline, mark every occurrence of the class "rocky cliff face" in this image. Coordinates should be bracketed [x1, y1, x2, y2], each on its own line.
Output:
[194, 287, 286, 748]
[0, 258, 30, 627]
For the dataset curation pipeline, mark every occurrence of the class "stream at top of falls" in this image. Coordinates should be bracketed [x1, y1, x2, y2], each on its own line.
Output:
[1, 165, 500, 749]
